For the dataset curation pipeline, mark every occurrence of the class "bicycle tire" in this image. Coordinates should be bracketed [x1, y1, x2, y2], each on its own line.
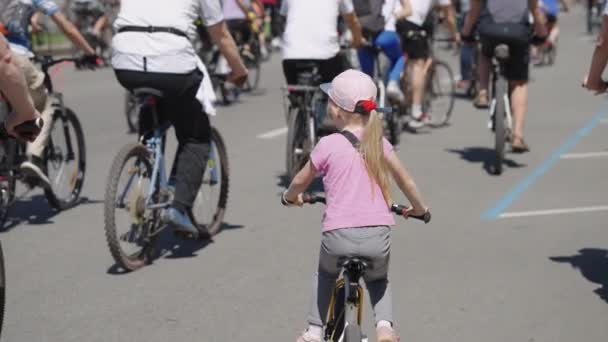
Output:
[0, 140, 17, 229]
[494, 76, 508, 175]
[125, 92, 138, 133]
[44, 107, 86, 210]
[243, 47, 261, 92]
[192, 127, 229, 237]
[427, 60, 456, 128]
[344, 324, 362, 342]
[286, 107, 307, 180]
[104, 143, 154, 271]
[0, 241, 5, 339]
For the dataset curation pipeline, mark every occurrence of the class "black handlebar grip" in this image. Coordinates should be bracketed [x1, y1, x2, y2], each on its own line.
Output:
[391, 204, 431, 224]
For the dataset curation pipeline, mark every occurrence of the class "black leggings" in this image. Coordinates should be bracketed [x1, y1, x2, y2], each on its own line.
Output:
[114, 69, 211, 211]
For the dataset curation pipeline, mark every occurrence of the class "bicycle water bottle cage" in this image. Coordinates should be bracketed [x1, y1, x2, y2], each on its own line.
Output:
[494, 44, 510, 61]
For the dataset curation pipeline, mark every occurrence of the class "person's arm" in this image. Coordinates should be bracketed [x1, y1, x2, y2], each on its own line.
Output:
[396, 0, 412, 19]
[560, 0, 570, 12]
[462, 0, 481, 37]
[93, 15, 109, 37]
[385, 151, 428, 215]
[30, 11, 44, 33]
[343, 12, 364, 48]
[284, 161, 316, 206]
[0, 34, 40, 135]
[584, 16, 608, 93]
[207, 22, 249, 85]
[440, 3, 460, 42]
[50, 12, 96, 55]
[529, 0, 547, 37]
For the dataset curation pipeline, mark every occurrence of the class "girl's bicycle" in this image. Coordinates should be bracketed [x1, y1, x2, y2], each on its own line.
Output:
[104, 88, 229, 272]
[295, 194, 430, 342]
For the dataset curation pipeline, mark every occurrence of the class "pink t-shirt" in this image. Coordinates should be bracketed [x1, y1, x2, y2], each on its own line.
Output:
[310, 130, 396, 232]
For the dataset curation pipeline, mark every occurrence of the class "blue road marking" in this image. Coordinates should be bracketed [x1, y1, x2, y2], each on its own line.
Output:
[482, 110, 608, 220]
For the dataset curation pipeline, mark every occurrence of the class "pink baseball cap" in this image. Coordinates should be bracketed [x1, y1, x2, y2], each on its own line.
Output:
[320, 69, 377, 113]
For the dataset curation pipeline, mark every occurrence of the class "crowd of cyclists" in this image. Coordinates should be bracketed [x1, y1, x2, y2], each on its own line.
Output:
[0, 0, 608, 341]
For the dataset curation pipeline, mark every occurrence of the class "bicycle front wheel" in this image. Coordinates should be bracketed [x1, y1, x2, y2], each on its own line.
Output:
[44, 108, 86, 210]
[427, 60, 455, 127]
[192, 127, 230, 236]
[104, 143, 156, 271]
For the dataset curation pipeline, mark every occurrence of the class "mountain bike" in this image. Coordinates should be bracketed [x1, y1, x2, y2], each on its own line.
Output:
[0, 57, 86, 228]
[104, 87, 229, 271]
[488, 44, 514, 175]
[296, 194, 430, 342]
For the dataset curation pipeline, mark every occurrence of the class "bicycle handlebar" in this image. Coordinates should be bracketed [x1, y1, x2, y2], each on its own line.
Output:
[300, 193, 431, 223]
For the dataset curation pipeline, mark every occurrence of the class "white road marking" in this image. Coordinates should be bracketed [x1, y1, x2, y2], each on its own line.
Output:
[499, 205, 608, 219]
[561, 151, 608, 159]
[257, 127, 288, 139]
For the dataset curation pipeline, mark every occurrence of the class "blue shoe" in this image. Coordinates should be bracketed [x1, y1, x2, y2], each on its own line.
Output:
[162, 207, 199, 238]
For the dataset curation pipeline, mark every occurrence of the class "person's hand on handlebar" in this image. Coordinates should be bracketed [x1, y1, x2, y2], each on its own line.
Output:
[3, 117, 44, 142]
[403, 206, 429, 219]
[582, 75, 608, 94]
[281, 190, 304, 207]
[75, 54, 101, 70]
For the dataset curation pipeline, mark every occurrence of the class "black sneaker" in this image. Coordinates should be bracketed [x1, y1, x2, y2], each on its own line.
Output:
[20, 156, 51, 189]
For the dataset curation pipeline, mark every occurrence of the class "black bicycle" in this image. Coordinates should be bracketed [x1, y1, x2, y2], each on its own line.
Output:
[104, 88, 229, 271]
[289, 194, 430, 342]
[0, 57, 87, 227]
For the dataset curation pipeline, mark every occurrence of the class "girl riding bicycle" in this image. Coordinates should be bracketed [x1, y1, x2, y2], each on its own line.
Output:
[282, 69, 429, 342]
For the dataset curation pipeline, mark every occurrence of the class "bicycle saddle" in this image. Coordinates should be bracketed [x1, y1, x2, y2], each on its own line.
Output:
[132, 87, 164, 99]
[339, 257, 373, 271]
[494, 44, 510, 61]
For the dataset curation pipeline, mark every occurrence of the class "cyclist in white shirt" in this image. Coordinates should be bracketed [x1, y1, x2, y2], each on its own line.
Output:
[281, 0, 364, 86]
[584, 1, 608, 93]
[395, 0, 458, 129]
[112, 0, 248, 237]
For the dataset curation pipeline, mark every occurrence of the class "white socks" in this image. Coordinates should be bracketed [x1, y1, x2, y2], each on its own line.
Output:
[306, 324, 323, 338]
[412, 104, 423, 119]
[377, 320, 392, 329]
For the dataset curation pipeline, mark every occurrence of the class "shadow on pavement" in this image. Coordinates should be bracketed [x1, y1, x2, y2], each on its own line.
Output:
[446, 147, 526, 175]
[0, 196, 101, 232]
[106, 222, 244, 275]
[550, 248, 608, 304]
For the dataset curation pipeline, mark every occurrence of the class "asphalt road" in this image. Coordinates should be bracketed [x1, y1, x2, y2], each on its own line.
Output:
[2, 6, 607, 342]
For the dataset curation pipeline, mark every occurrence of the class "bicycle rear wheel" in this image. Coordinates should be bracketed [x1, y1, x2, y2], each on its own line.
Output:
[493, 76, 508, 175]
[104, 143, 156, 271]
[286, 107, 309, 180]
[125, 92, 138, 133]
[44, 108, 86, 210]
[192, 127, 230, 236]
[242, 46, 261, 92]
[427, 60, 455, 127]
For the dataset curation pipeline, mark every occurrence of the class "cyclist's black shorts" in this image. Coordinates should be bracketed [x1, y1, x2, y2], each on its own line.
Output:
[282, 53, 351, 85]
[546, 13, 558, 24]
[226, 19, 251, 44]
[395, 19, 432, 60]
[479, 22, 531, 81]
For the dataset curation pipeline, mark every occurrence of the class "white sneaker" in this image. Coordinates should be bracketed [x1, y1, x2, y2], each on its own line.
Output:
[408, 113, 431, 129]
[20, 157, 51, 189]
[386, 81, 405, 103]
[271, 37, 281, 49]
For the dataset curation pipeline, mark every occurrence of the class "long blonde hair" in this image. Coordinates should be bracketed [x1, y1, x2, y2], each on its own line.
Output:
[360, 109, 392, 206]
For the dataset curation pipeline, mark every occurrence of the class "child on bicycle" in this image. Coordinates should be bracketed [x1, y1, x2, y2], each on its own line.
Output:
[282, 69, 429, 342]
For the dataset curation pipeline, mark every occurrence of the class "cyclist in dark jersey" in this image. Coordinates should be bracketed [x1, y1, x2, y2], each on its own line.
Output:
[462, 0, 547, 153]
